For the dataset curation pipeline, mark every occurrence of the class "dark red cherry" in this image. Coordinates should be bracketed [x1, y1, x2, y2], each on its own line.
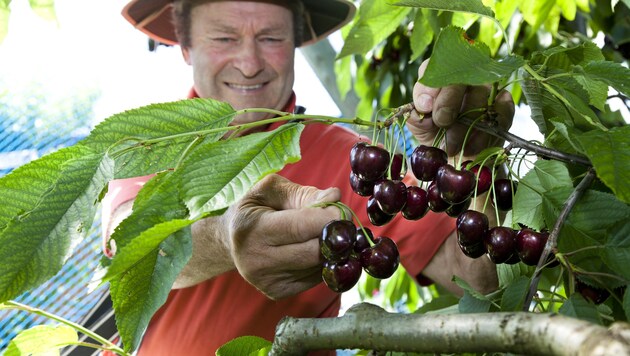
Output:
[470, 164, 492, 194]
[350, 142, 390, 181]
[402, 186, 429, 220]
[349, 172, 375, 197]
[360, 236, 400, 279]
[390, 153, 405, 180]
[373, 179, 407, 215]
[456, 210, 489, 247]
[493, 179, 517, 211]
[484, 226, 518, 264]
[322, 256, 362, 293]
[445, 198, 471, 218]
[516, 228, 549, 266]
[458, 241, 486, 258]
[576, 279, 610, 304]
[320, 220, 357, 262]
[366, 196, 395, 226]
[355, 227, 373, 253]
[410, 145, 448, 181]
[436, 164, 476, 204]
[427, 181, 450, 213]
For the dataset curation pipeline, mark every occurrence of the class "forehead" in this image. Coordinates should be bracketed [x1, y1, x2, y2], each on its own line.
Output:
[191, 1, 293, 31]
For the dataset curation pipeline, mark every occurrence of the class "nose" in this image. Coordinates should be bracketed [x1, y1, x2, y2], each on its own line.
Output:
[233, 39, 264, 78]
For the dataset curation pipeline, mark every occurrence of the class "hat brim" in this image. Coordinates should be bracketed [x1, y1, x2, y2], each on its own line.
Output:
[121, 0, 356, 47]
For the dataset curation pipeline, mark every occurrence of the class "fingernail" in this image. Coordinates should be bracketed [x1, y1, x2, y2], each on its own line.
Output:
[416, 94, 433, 112]
[435, 107, 454, 127]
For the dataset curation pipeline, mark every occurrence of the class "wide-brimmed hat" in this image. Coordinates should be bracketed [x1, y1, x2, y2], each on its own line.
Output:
[121, 0, 356, 47]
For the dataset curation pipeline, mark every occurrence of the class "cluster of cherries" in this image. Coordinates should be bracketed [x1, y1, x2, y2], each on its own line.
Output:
[320, 220, 400, 293]
[347, 141, 553, 268]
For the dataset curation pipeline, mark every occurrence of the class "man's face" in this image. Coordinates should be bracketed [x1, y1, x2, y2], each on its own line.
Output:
[182, 1, 296, 126]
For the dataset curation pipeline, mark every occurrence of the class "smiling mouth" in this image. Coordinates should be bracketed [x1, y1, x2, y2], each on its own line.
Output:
[227, 83, 265, 90]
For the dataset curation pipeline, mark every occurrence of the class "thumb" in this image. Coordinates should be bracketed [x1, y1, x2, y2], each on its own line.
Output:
[251, 174, 341, 210]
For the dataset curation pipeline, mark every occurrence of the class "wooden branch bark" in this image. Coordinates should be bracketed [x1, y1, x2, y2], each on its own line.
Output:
[270, 303, 630, 355]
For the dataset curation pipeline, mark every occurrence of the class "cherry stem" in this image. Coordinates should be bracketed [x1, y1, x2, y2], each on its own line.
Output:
[522, 168, 597, 310]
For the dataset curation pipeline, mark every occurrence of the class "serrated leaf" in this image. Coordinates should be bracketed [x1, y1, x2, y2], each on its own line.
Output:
[216, 336, 272, 356]
[577, 61, 630, 98]
[0, 146, 84, 229]
[497, 263, 534, 288]
[558, 293, 603, 325]
[458, 290, 492, 313]
[81, 98, 235, 179]
[4, 324, 78, 356]
[181, 123, 303, 219]
[338, 0, 410, 58]
[0, 150, 113, 303]
[521, 78, 549, 135]
[392, 0, 495, 18]
[419, 26, 524, 87]
[452, 275, 489, 300]
[576, 126, 630, 204]
[500, 276, 530, 311]
[111, 227, 192, 352]
[601, 220, 630, 280]
[533, 160, 573, 192]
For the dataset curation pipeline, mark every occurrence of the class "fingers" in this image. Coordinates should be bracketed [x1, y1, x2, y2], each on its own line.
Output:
[250, 174, 341, 210]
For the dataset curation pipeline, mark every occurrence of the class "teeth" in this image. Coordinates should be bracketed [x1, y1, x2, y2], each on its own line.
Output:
[229, 83, 263, 90]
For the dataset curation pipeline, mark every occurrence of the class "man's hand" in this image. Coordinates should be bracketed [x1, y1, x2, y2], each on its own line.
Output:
[407, 59, 515, 157]
[228, 174, 341, 299]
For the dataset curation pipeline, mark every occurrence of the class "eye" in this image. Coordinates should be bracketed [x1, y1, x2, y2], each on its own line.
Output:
[213, 37, 235, 43]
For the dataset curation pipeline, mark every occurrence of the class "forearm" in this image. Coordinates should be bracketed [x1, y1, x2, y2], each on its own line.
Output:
[172, 215, 236, 289]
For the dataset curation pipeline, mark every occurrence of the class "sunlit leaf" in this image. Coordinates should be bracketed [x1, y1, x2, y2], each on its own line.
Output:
[216, 336, 272, 356]
[4, 324, 77, 356]
[392, 0, 494, 17]
[419, 26, 524, 87]
[28, 0, 57, 22]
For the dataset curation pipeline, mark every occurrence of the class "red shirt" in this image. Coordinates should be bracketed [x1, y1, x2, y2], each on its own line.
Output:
[102, 94, 455, 355]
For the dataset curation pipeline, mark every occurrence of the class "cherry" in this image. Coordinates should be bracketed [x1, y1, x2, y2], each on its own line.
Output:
[576, 279, 610, 304]
[445, 198, 471, 218]
[349, 172, 374, 197]
[320, 220, 357, 262]
[427, 181, 450, 213]
[410, 145, 447, 181]
[484, 226, 517, 264]
[360, 236, 400, 279]
[350, 142, 390, 181]
[469, 164, 492, 194]
[493, 179, 517, 211]
[354, 227, 373, 254]
[401, 186, 429, 220]
[456, 210, 489, 247]
[458, 241, 486, 259]
[516, 228, 549, 266]
[390, 153, 405, 180]
[322, 256, 362, 293]
[436, 164, 476, 204]
[366, 196, 395, 226]
[373, 179, 407, 215]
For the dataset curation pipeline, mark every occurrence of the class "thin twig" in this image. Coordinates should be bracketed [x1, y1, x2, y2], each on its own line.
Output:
[523, 168, 597, 310]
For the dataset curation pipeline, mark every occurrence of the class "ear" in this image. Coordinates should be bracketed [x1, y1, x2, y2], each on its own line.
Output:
[181, 46, 192, 65]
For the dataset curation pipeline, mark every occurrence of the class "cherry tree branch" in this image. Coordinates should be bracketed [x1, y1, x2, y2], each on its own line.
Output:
[270, 302, 630, 355]
[523, 168, 598, 310]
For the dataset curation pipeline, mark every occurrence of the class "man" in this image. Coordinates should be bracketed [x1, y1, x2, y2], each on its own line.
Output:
[104, 0, 514, 354]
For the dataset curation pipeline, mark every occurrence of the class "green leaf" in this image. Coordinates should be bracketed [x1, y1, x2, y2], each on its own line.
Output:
[391, 0, 495, 18]
[497, 263, 534, 289]
[576, 126, 630, 204]
[414, 294, 459, 314]
[577, 60, 630, 98]
[409, 10, 434, 61]
[82, 98, 235, 179]
[181, 123, 303, 219]
[216, 336, 272, 356]
[518, 0, 555, 35]
[4, 324, 78, 356]
[458, 290, 492, 313]
[559, 293, 603, 325]
[106, 171, 193, 352]
[419, 26, 525, 87]
[338, 0, 410, 58]
[335, 55, 353, 101]
[624, 287, 630, 321]
[452, 275, 489, 301]
[28, 0, 56, 22]
[0, 2, 9, 44]
[601, 220, 630, 280]
[0, 150, 113, 302]
[0, 146, 84, 230]
[110, 228, 192, 352]
[500, 276, 530, 311]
